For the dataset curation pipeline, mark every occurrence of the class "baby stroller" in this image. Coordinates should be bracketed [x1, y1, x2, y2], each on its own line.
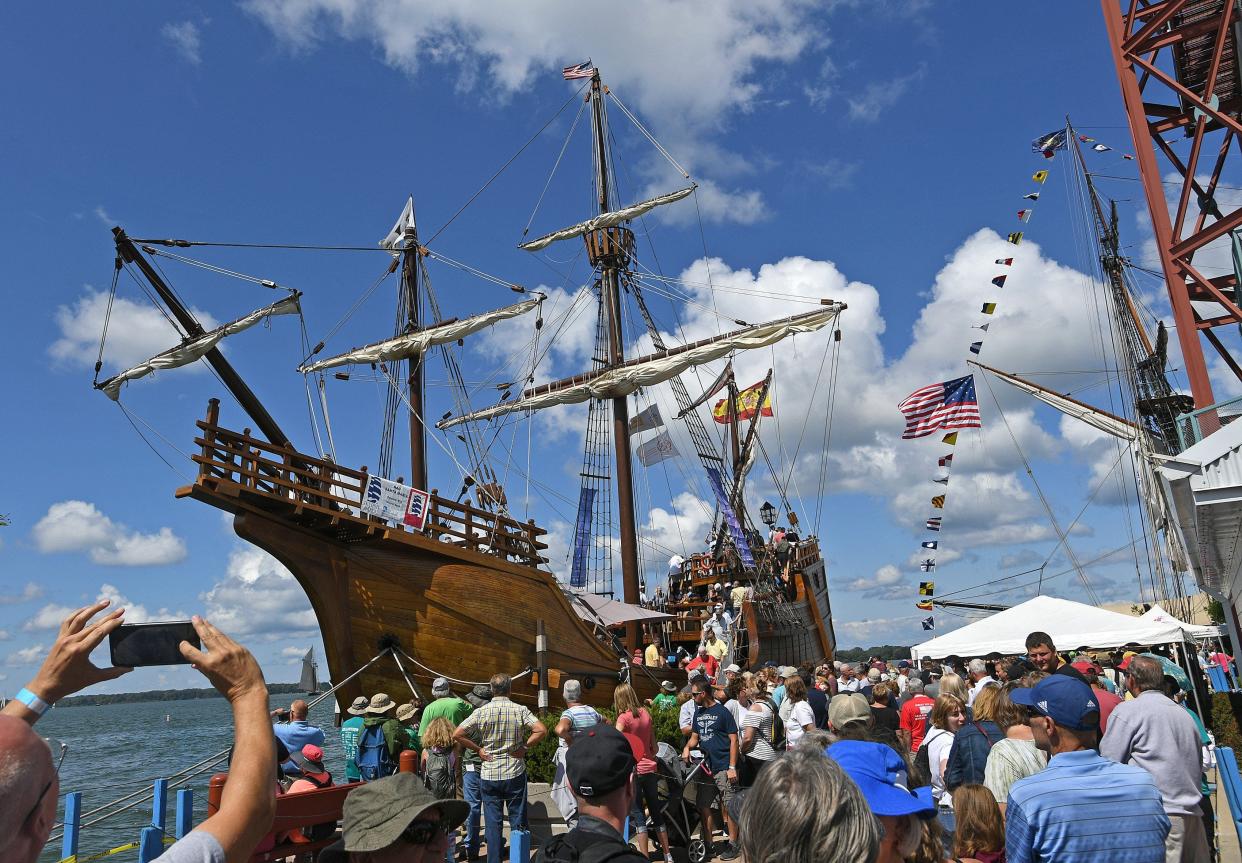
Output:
[649, 743, 714, 863]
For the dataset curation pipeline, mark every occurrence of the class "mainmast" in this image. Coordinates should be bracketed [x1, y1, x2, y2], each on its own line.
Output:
[400, 208, 428, 491]
[589, 71, 642, 652]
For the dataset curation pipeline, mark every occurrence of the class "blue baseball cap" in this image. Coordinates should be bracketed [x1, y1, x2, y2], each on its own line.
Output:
[824, 741, 935, 818]
[1009, 675, 1099, 730]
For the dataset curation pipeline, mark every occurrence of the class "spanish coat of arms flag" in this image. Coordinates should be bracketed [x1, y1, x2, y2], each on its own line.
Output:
[713, 379, 774, 424]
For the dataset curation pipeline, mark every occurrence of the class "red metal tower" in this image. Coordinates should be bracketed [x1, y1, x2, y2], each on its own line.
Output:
[1102, 0, 1242, 427]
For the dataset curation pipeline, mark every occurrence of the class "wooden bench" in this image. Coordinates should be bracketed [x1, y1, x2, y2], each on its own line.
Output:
[207, 773, 364, 862]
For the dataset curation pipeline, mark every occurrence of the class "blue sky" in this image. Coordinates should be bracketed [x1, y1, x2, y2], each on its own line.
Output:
[0, 2, 1205, 691]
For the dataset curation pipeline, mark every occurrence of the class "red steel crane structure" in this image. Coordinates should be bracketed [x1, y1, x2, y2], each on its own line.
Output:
[1102, 0, 1242, 433]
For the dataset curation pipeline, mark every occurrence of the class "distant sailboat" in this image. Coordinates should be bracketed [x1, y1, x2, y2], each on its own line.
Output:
[299, 648, 320, 694]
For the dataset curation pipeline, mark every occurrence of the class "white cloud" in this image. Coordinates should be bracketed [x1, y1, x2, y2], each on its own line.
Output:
[199, 546, 318, 637]
[5, 644, 45, 667]
[244, 0, 829, 225]
[0, 583, 43, 605]
[847, 64, 925, 122]
[25, 584, 185, 631]
[162, 21, 203, 65]
[50, 289, 218, 372]
[0, 630, 10, 642]
[840, 563, 909, 600]
[280, 646, 309, 662]
[31, 500, 187, 566]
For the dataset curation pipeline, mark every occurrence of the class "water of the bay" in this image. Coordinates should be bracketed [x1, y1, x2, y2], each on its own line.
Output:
[36, 694, 342, 862]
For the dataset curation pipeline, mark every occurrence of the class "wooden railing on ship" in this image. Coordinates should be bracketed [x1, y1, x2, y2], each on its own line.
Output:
[192, 399, 548, 567]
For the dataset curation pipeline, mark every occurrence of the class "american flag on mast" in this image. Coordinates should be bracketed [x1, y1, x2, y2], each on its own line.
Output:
[898, 374, 982, 440]
[562, 61, 595, 80]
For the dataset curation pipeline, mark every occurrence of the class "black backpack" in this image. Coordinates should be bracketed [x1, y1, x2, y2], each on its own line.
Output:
[537, 830, 644, 863]
[760, 696, 786, 750]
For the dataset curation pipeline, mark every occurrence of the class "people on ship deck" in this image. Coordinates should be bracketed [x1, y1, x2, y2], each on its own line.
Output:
[274, 698, 326, 776]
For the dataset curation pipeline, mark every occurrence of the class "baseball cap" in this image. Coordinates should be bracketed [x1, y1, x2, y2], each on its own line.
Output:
[725, 663, 741, 674]
[866, 668, 881, 683]
[1010, 675, 1099, 730]
[300, 744, 330, 782]
[777, 665, 798, 679]
[566, 725, 636, 798]
[1070, 659, 1101, 676]
[828, 693, 871, 729]
[825, 740, 935, 818]
[320, 773, 469, 861]
[347, 695, 369, 715]
[432, 677, 451, 696]
[897, 660, 911, 669]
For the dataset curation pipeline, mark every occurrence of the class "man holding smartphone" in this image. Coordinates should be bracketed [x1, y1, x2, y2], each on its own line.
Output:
[0, 600, 277, 863]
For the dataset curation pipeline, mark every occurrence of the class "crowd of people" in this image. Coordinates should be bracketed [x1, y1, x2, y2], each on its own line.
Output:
[0, 601, 1229, 863]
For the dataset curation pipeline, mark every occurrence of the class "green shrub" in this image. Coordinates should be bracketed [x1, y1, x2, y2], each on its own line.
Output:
[1210, 692, 1242, 751]
[524, 702, 689, 782]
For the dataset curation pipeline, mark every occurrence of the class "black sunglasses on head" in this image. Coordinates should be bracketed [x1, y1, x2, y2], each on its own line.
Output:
[402, 817, 452, 845]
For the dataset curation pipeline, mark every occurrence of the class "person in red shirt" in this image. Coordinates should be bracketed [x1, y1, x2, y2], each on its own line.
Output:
[898, 677, 935, 755]
[1071, 659, 1122, 733]
[686, 646, 719, 681]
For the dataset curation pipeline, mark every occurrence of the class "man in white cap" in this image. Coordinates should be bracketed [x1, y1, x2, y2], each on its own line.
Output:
[724, 664, 741, 684]
[340, 695, 370, 782]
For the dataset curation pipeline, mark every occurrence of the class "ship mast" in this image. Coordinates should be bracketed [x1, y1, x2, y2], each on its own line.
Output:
[400, 208, 428, 491]
[589, 71, 642, 652]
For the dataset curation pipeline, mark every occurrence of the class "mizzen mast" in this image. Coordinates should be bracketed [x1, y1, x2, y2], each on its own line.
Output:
[588, 70, 643, 653]
[400, 206, 428, 491]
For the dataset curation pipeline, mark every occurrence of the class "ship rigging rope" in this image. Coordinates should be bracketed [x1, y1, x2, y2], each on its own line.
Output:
[93, 260, 121, 385]
[115, 402, 193, 481]
[523, 94, 589, 238]
[606, 89, 691, 180]
[395, 645, 531, 688]
[980, 372, 1102, 605]
[139, 246, 290, 290]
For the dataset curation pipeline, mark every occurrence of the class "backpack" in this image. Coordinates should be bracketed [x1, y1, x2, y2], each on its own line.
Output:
[356, 723, 395, 780]
[760, 696, 785, 750]
[424, 747, 455, 799]
[913, 728, 948, 786]
[537, 829, 643, 863]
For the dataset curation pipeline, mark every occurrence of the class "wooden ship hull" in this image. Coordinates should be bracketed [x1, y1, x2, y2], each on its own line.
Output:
[181, 401, 660, 711]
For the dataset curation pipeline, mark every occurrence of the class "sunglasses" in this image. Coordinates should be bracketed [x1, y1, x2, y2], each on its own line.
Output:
[402, 817, 452, 846]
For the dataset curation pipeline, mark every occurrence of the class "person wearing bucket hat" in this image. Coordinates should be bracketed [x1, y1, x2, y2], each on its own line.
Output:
[358, 694, 406, 781]
[651, 680, 677, 710]
[1006, 675, 1170, 861]
[825, 740, 933, 863]
[341, 696, 371, 782]
[320, 773, 469, 863]
[534, 726, 645, 863]
[395, 703, 423, 758]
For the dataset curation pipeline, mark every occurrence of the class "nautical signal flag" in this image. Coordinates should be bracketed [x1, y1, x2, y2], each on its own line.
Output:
[995, 258, 1013, 265]
[981, 303, 997, 314]
[969, 341, 983, 355]
[931, 495, 945, 509]
[973, 323, 990, 332]
[992, 275, 1007, 288]
[917, 600, 933, 611]
[1092, 143, 1112, 152]
[926, 517, 941, 531]
[919, 581, 935, 596]
[1008, 232, 1024, 245]
[712, 379, 773, 424]
[1031, 128, 1068, 156]
[1078, 134, 1095, 142]
[933, 476, 949, 485]
[1024, 192, 1040, 201]
[898, 375, 982, 440]
[938, 453, 953, 467]
[922, 616, 935, 631]
[1017, 210, 1032, 222]
[1123, 154, 1135, 160]
[1033, 170, 1049, 183]
[920, 559, 936, 572]
[942, 432, 958, 445]
[922, 541, 938, 550]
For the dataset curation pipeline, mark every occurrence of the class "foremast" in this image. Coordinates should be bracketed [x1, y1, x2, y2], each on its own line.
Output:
[400, 207, 429, 491]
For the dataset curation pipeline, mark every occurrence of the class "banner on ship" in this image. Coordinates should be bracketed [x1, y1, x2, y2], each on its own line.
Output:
[705, 466, 756, 569]
[361, 475, 432, 529]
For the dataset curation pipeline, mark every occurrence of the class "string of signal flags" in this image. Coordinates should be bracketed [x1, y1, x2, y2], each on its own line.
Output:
[894, 125, 1127, 632]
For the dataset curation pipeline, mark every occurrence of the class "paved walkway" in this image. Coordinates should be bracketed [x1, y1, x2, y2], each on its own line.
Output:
[1217, 779, 1240, 862]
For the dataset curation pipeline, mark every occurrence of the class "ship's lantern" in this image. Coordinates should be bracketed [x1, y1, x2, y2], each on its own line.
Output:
[760, 501, 778, 527]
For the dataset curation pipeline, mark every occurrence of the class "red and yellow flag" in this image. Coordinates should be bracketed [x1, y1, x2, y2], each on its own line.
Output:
[713, 380, 774, 424]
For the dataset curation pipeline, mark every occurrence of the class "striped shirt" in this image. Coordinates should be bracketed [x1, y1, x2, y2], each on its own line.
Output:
[457, 696, 539, 781]
[984, 737, 1046, 804]
[741, 702, 777, 761]
[1005, 749, 1170, 863]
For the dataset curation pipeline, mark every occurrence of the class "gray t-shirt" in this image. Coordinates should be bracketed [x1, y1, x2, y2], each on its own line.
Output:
[153, 831, 225, 863]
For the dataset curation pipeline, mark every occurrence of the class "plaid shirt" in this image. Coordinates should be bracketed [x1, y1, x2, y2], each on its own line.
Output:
[457, 695, 539, 781]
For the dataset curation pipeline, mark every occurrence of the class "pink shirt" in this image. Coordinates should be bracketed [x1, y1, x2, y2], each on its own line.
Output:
[617, 708, 657, 774]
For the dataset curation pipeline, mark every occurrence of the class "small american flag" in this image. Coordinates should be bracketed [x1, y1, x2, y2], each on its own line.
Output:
[898, 374, 981, 440]
[562, 61, 595, 80]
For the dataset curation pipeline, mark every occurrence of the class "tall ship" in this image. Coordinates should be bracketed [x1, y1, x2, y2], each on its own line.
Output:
[93, 67, 840, 709]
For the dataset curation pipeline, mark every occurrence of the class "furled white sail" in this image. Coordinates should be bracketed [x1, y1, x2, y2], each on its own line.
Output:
[973, 361, 1140, 442]
[99, 295, 301, 400]
[440, 304, 844, 429]
[298, 297, 543, 374]
[380, 196, 417, 250]
[518, 186, 695, 252]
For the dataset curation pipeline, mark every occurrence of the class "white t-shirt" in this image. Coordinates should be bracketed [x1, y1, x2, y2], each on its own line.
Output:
[679, 698, 696, 732]
[154, 831, 225, 863]
[724, 698, 745, 730]
[784, 701, 816, 749]
[924, 727, 956, 806]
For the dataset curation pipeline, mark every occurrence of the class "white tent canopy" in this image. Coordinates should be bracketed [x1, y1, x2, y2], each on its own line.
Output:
[910, 595, 1188, 660]
[1139, 603, 1224, 639]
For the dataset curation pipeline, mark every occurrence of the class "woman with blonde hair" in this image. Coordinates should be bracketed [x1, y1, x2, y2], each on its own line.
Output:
[938, 673, 970, 708]
[921, 694, 966, 845]
[614, 682, 673, 863]
[983, 684, 1045, 816]
[945, 685, 1004, 790]
[950, 784, 1006, 862]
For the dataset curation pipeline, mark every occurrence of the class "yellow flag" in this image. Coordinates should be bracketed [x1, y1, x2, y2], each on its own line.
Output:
[1007, 231, 1024, 245]
[919, 581, 935, 596]
[942, 432, 958, 445]
[1032, 170, 1049, 183]
[981, 302, 997, 314]
[931, 495, 945, 509]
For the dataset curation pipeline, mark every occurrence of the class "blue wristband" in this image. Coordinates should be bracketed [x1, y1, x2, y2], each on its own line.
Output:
[16, 687, 51, 716]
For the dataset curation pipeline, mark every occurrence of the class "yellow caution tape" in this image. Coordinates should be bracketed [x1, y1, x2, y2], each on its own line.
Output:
[58, 835, 175, 863]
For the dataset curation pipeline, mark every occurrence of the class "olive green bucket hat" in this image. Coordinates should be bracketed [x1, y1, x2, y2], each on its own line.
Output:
[320, 774, 469, 861]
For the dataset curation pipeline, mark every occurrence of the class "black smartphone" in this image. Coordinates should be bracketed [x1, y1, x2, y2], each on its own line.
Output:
[109, 621, 200, 667]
